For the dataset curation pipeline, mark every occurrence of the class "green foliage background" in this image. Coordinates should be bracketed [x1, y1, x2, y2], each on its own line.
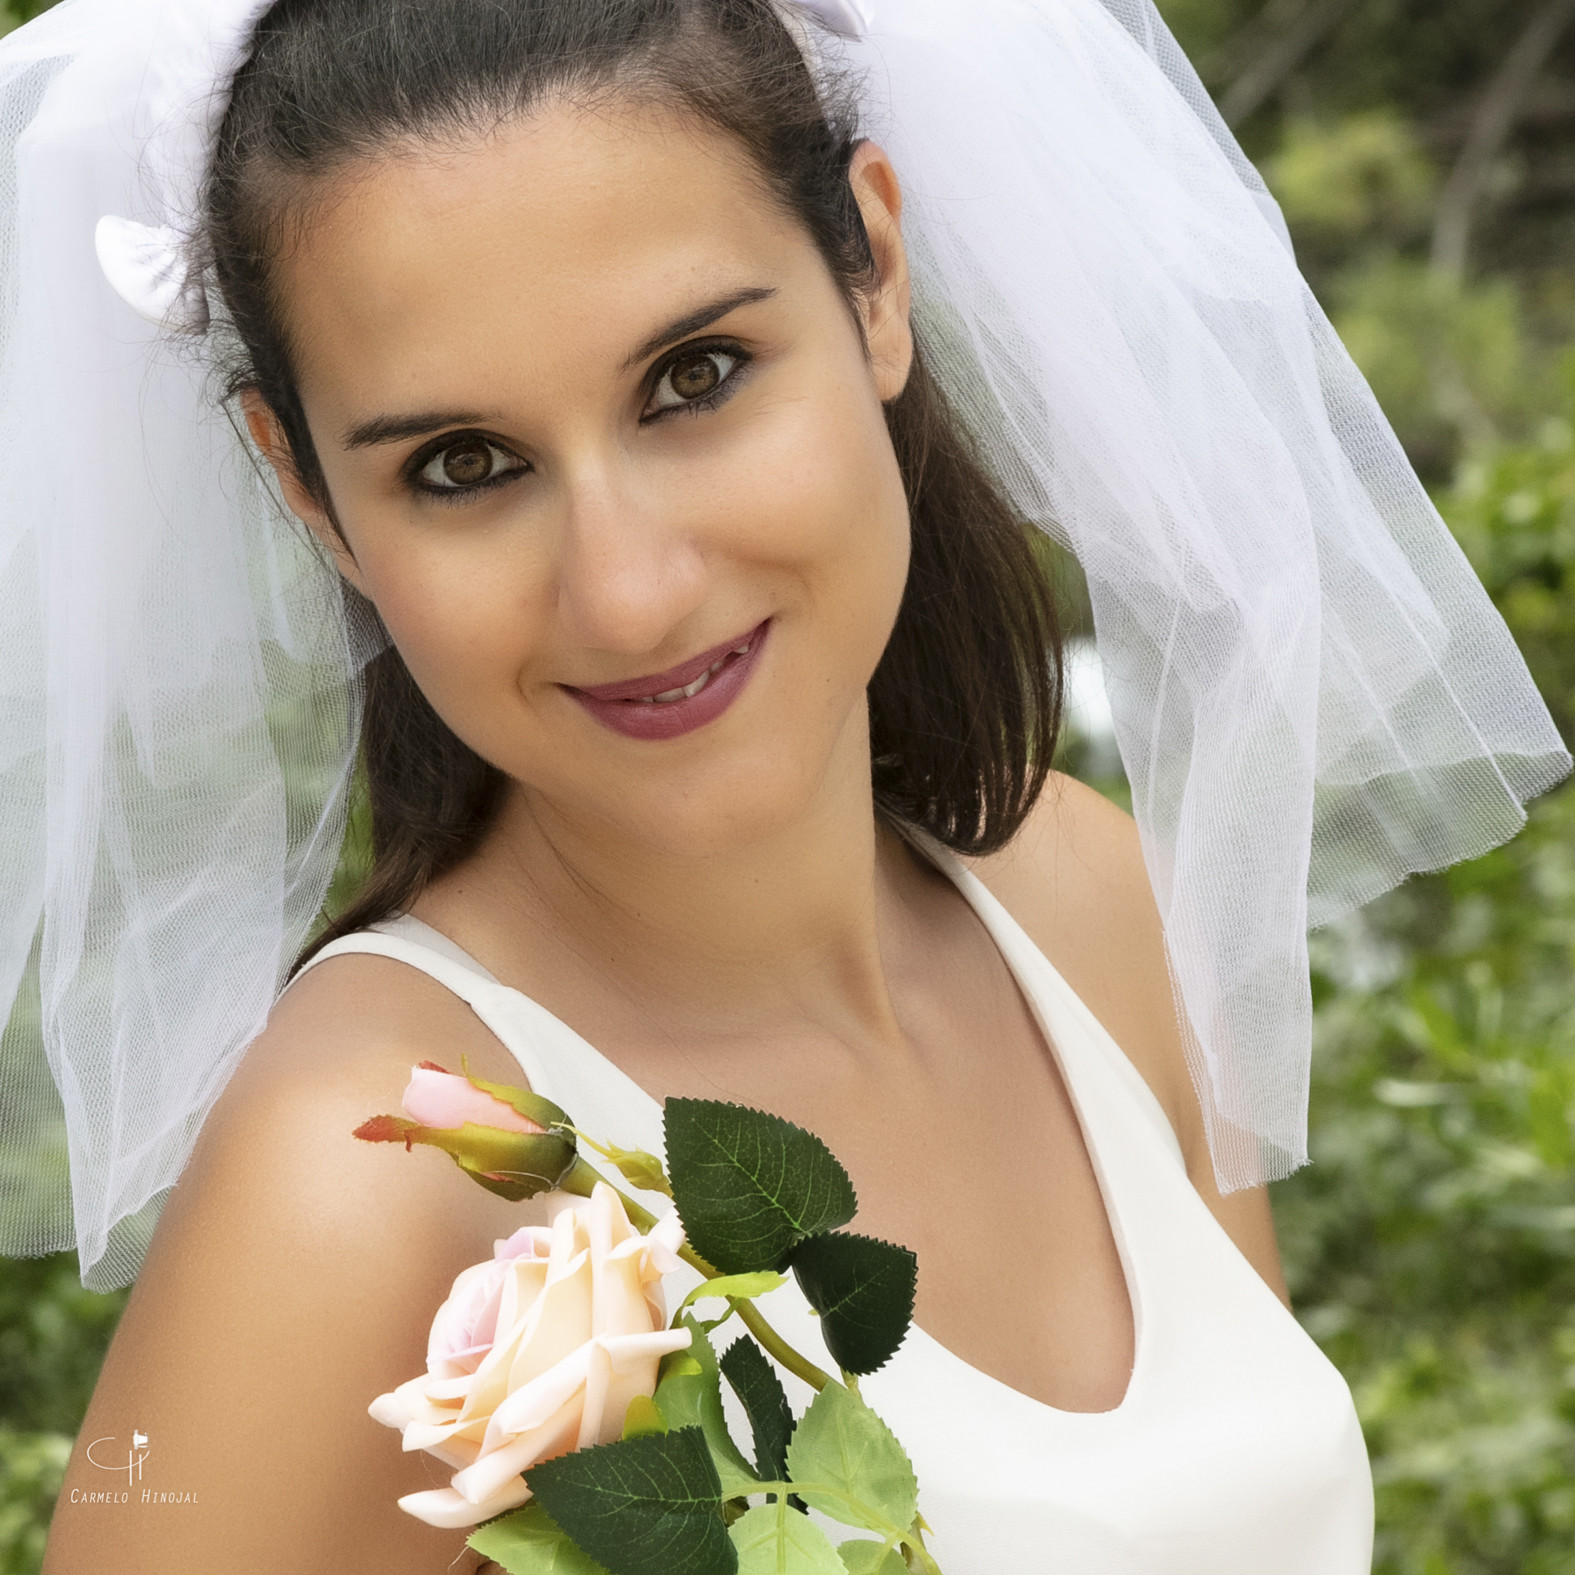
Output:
[4, 2, 1575, 1572]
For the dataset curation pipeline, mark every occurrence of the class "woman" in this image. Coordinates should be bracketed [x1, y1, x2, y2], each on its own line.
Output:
[12, 0, 1564, 1570]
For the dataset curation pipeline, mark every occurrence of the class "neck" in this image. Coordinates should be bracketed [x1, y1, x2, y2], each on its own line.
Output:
[419, 724, 929, 1049]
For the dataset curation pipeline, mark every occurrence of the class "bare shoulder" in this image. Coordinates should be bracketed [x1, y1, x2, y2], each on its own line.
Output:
[46, 951, 534, 1574]
[964, 772, 1289, 1301]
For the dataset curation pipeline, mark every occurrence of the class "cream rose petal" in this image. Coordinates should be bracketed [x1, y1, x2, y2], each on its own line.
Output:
[397, 1475, 533, 1530]
[602, 1328, 693, 1372]
[368, 1390, 413, 1431]
[600, 1240, 659, 1338]
[381, 1185, 690, 1528]
[421, 1437, 483, 1472]
[453, 1408, 580, 1506]
[403, 1411, 489, 1455]
[575, 1339, 614, 1449]
[644, 1211, 687, 1276]
[496, 1223, 555, 1260]
[489, 1342, 594, 1438]
[502, 1253, 594, 1395]
[372, 1373, 459, 1439]
[457, 1255, 581, 1426]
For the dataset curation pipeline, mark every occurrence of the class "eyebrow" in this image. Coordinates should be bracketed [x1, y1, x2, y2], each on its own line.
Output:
[341, 409, 493, 450]
[620, 285, 777, 370]
[339, 285, 778, 451]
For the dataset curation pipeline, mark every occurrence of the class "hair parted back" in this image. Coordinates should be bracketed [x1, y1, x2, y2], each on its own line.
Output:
[203, 0, 1063, 964]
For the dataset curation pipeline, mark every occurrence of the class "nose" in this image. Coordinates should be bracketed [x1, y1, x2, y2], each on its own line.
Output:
[553, 454, 710, 657]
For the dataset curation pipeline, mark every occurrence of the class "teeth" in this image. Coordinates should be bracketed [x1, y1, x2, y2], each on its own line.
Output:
[634, 633, 755, 704]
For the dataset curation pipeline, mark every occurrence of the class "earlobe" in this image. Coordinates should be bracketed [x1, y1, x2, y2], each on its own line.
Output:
[848, 142, 914, 405]
[239, 388, 363, 588]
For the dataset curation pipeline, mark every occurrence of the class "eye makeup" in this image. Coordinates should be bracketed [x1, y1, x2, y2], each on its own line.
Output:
[395, 333, 758, 504]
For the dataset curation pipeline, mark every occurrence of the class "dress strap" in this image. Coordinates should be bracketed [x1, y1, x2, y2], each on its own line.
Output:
[290, 914, 502, 1013]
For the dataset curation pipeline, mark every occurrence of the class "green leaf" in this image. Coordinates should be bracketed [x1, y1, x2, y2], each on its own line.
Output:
[730, 1502, 847, 1575]
[525, 1427, 737, 1575]
[679, 1272, 789, 1314]
[653, 1315, 759, 1498]
[719, 1337, 796, 1485]
[837, 1540, 908, 1575]
[664, 1099, 857, 1274]
[787, 1233, 916, 1376]
[622, 1394, 668, 1440]
[467, 1503, 612, 1575]
[785, 1384, 918, 1536]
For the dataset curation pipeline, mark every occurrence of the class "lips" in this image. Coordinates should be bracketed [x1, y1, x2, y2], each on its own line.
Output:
[562, 619, 771, 742]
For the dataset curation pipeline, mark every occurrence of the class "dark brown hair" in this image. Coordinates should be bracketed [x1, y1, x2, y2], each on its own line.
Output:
[203, 0, 1062, 963]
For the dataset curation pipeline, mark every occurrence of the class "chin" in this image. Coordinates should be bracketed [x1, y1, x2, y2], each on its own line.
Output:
[536, 706, 868, 862]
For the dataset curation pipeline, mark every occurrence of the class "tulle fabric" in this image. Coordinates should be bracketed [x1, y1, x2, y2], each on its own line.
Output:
[820, 0, 1569, 1183]
[0, 0, 364, 1288]
[0, 0, 1565, 1291]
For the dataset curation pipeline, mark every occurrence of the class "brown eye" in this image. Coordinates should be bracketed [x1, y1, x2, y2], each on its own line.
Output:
[417, 436, 524, 494]
[442, 439, 493, 486]
[646, 348, 741, 415]
[670, 353, 721, 400]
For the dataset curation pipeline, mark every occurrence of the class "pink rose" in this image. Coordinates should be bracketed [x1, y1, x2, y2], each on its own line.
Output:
[402, 1061, 545, 1135]
[369, 1183, 691, 1529]
[353, 1064, 578, 1203]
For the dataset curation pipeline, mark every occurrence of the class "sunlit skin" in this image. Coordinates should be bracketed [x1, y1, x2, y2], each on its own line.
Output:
[271, 110, 912, 871]
[46, 100, 1286, 1575]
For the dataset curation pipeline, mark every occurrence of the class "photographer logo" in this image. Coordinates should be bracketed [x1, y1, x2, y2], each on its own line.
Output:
[70, 1430, 197, 1506]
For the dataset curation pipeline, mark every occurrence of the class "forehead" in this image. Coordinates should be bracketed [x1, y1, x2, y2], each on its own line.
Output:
[277, 100, 806, 411]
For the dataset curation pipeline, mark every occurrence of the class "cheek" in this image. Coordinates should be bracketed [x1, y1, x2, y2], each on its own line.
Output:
[711, 376, 912, 673]
[353, 523, 557, 731]
[324, 361, 910, 803]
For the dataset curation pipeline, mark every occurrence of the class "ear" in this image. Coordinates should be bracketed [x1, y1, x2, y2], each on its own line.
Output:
[848, 141, 913, 404]
[240, 389, 365, 590]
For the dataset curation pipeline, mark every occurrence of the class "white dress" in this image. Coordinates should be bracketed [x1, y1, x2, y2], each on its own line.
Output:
[301, 846, 1375, 1573]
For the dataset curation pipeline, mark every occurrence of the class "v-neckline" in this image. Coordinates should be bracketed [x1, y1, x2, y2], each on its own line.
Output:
[392, 844, 1147, 1420]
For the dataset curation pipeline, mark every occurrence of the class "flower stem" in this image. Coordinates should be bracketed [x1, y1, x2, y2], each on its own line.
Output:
[733, 1297, 832, 1392]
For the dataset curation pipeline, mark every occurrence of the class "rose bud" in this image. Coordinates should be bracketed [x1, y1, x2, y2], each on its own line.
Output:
[354, 1062, 579, 1202]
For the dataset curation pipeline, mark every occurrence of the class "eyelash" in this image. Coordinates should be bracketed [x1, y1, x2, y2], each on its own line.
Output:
[641, 339, 752, 422]
[403, 338, 754, 504]
[405, 437, 524, 504]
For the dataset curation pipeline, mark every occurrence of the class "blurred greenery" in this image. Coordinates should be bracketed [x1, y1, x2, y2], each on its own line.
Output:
[5, 1, 1575, 1572]
[0, 1260, 125, 1575]
[1277, 401, 1575, 1573]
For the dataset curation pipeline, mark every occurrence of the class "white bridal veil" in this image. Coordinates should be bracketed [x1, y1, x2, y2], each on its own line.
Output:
[0, 0, 1566, 1288]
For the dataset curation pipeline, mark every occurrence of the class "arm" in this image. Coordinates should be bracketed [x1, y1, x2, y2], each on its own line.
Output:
[966, 772, 1290, 1305]
[44, 955, 539, 1575]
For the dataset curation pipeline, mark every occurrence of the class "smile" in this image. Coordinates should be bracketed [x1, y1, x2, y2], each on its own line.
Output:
[563, 619, 771, 742]
[640, 632, 756, 704]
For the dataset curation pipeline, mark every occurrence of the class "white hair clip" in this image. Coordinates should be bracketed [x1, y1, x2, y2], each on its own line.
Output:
[94, 215, 209, 332]
[797, 0, 872, 35]
[85, 0, 276, 336]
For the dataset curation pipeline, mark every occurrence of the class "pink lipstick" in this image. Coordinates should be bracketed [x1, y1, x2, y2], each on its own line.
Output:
[563, 619, 771, 741]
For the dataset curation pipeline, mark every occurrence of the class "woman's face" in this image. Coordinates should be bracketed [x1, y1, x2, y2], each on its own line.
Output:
[256, 100, 914, 859]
